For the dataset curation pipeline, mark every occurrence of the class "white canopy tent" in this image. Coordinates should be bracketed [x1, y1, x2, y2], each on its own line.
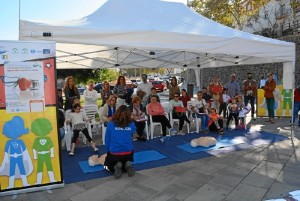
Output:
[19, 0, 295, 89]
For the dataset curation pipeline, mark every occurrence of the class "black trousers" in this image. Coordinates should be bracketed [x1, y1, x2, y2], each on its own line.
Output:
[152, 115, 171, 136]
[172, 112, 190, 130]
[227, 113, 239, 127]
[134, 121, 146, 137]
[244, 95, 255, 117]
[219, 102, 227, 118]
[104, 151, 134, 173]
[72, 128, 92, 143]
[209, 119, 223, 132]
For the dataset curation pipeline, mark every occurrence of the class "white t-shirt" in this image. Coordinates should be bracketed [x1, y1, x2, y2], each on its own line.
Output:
[137, 82, 153, 101]
[189, 98, 207, 113]
[83, 89, 98, 105]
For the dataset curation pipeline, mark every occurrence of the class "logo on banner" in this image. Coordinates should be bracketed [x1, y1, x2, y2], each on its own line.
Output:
[21, 48, 28, 54]
[30, 49, 42, 54]
[43, 49, 50, 54]
[0, 46, 7, 54]
[45, 63, 51, 68]
[11, 48, 19, 54]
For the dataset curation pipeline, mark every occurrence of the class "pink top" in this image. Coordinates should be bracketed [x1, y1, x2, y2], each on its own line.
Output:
[147, 102, 165, 116]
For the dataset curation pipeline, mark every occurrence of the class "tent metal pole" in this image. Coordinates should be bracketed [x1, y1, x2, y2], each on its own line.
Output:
[18, 0, 21, 40]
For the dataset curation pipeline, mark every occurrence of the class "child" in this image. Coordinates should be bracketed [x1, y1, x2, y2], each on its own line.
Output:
[237, 96, 246, 128]
[219, 88, 231, 118]
[66, 103, 98, 156]
[226, 98, 239, 129]
[238, 105, 251, 129]
[147, 87, 160, 104]
[208, 108, 224, 134]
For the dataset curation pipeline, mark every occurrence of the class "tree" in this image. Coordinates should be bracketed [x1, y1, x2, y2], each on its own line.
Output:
[188, 0, 271, 30]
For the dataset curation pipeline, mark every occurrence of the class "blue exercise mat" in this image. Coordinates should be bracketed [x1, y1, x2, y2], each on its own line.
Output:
[177, 138, 245, 154]
[78, 150, 166, 174]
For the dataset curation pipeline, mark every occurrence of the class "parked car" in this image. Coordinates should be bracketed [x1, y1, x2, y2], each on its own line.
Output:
[78, 87, 86, 95]
[131, 79, 141, 88]
[151, 81, 165, 92]
[93, 83, 102, 93]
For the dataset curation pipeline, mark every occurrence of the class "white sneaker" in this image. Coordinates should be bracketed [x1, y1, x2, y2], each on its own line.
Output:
[169, 128, 176, 135]
[178, 130, 185, 135]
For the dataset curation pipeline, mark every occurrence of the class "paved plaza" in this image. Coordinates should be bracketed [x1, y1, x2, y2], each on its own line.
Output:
[2, 116, 300, 201]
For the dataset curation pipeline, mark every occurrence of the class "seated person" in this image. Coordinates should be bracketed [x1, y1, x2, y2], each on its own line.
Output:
[189, 91, 209, 132]
[147, 87, 160, 104]
[169, 92, 190, 135]
[66, 103, 98, 156]
[147, 95, 175, 143]
[179, 89, 191, 108]
[100, 95, 119, 126]
[226, 98, 239, 129]
[104, 106, 136, 179]
[208, 108, 224, 134]
[128, 96, 147, 142]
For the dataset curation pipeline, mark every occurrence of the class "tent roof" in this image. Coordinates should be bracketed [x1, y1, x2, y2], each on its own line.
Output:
[20, 0, 295, 69]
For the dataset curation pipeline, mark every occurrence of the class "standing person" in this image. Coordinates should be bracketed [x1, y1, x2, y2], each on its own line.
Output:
[226, 98, 239, 130]
[66, 103, 98, 156]
[169, 92, 190, 135]
[226, 74, 240, 98]
[169, 77, 180, 101]
[219, 88, 231, 118]
[104, 105, 136, 179]
[137, 74, 153, 108]
[63, 76, 80, 111]
[147, 95, 176, 143]
[189, 91, 209, 132]
[113, 76, 127, 106]
[129, 96, 147, 142]
[83, 81, 98, 105]
[209, 76, 223, 111]
[57, 88, 64, 110]
[101, 81, 112, 107]
[202, 87, 212, 103]
[243, 72, 257, 119]
[263, 73, 276, 124]
[292, 83, 300, 127]
[179, 89, 191, 108]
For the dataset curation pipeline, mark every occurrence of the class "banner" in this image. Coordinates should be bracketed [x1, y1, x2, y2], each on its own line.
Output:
[0, 41, 63, 195]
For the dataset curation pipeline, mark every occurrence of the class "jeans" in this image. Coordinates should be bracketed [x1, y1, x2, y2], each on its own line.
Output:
[244, 95, 255, 117]
[266, 98, 275, 118]
[292, 101, 300, 125]
[192, 113, 209, 130]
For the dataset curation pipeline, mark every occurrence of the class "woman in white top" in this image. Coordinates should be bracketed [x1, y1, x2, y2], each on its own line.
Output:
[169, 92, 190, 135]
[66, 103, 98, 156]
[83, 81, 98, 105]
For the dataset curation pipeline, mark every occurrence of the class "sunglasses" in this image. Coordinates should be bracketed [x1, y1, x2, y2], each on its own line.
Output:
[174, 96, 179, 97]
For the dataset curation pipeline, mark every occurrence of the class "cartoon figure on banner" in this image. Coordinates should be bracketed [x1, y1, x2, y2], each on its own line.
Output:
[0, 116, 33, 189]
[281, 89, 292, 116]
[31, 118, 56, 184]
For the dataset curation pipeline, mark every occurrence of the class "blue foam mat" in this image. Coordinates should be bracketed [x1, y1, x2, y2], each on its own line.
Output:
[78, 150, 166, 174]
[177, 138, 245, 153]
[62, 129, 288, 184]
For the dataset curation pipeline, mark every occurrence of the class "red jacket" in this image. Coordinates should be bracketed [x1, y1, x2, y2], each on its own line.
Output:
[295, 88, 300, 102]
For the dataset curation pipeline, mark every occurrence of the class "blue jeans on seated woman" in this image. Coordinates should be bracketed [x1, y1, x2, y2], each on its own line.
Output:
[192, 113, 209, 131]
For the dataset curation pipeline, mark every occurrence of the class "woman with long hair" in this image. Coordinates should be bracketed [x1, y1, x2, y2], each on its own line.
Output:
[113, 76, 127, 105]
[101, 81, 112, 107]
[129, 96, 147, 141]
[63, 76, 80, 111]
[104, 105, 136, 179]
[168, 77, 180, 101]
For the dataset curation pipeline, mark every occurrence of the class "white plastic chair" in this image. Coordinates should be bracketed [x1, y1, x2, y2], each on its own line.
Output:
[146, 104, 170, 139]
[187, 101, 202, 133]
[169, 111, 190, 134]
[83, 104, 101, 138]
[98, 107, 106, 145]
[64, 109, 88, 151]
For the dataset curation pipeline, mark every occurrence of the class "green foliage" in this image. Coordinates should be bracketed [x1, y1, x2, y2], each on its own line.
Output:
[189, 0, 271, 30]
[97, 68, 119, 82]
